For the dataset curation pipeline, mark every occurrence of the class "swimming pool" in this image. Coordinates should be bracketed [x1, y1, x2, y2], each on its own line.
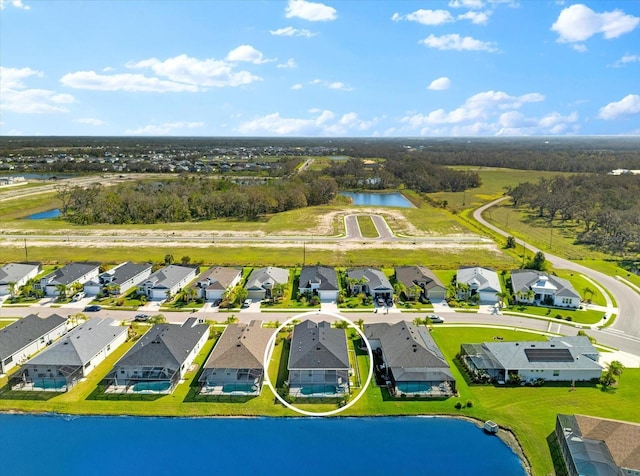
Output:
[33, 379, 67, 391]
[131, 381, 171, 393]
[222, 383, 259, 394]
[299, 385, 339, 396]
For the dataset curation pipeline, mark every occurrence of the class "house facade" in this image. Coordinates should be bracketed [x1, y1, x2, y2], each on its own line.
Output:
[137, 265, 198, 300]
[287, 320, 350, 398]
[460, 336, 603, 384]
[0, 314, 68, 374]
[244, 267, 289, 301]
[346, 268, 393, 299]
[456, 266, 501, 304]
[193, 266, 242, 301]
[104, 318, 209, 394]
[394, 266, 446, 302]
[10, 318, 127, 392]
[36, 262, 100, 297]
[298, 266, 339, 301]
[84, 262, 152, 296]
[511, 270, 581, 308]
[199, 321, 273, 395]
[365, 321, 456, 397]
[0, 263, 41, 296]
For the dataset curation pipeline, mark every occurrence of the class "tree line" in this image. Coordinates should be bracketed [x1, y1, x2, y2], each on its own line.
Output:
[508, 175, 640, 254]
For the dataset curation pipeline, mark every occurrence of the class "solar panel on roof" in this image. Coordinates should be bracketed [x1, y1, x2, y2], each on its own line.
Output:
[525, 348, 574, 362]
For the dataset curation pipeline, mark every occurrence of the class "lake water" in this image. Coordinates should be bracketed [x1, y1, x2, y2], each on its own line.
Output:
[26, 208, 61, 219]
[341, 191, 413, 208]
[0, 414, 526, 476]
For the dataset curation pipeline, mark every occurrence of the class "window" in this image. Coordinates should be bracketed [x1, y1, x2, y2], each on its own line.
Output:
[553, 370, 559, 377]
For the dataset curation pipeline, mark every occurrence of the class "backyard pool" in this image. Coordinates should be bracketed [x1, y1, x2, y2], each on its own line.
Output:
[131, 381, 171, 393]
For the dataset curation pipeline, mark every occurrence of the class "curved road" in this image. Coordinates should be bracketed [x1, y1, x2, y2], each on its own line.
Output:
[474, 197, 640, 341]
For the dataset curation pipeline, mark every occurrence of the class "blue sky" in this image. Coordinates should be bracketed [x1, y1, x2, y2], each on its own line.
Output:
[1, 0, 639, 137]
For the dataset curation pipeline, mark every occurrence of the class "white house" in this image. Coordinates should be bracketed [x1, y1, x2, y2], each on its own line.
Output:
[511, 270, 581, 308]
[244, 267, 289, 301]
[193, 267, 242, 301]
[37, 263, 100, 297]
[0, 263, 41, 296]
[456, 266, 502, 304]
[137, 265, 198, 301]
[84, 262, 152, 296]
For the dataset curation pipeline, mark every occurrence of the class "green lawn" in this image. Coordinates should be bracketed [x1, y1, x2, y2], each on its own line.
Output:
[356, 215, 379, 238]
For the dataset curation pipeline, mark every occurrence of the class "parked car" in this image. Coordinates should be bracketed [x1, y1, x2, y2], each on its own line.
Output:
[134, 313, 150, 321]
[427, 314, 444, 323]
[72, 292, 86, 301]
[376, 298, 385, 307]
[84, 305, 102, 312]
[242, 299, 252, 308]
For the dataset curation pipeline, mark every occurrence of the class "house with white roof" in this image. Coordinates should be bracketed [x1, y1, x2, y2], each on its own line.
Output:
[137, 265, 198, 301]
[346, 268, 393, 299]
[36, 262, 100, 297]
[84, 262, 152, 296]
[511, 269, 581, 308]
[456, 266, 502, 304]
[244, 267, 289, 301]
[0, 263, 41, 296]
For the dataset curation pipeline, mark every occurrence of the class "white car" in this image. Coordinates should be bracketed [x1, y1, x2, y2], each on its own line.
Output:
[427, 314, 444, 323]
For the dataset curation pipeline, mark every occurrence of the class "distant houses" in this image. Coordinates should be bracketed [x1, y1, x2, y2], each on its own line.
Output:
[394, 266, 446, 302]
[104, 318, 209, 394]
[244, 267, 289, 301]
[0, 263, 41, 296]
[0, 314, 68, 375]
[199, 321, 273, 395]
[36, 262, 100, 297]
[287, 320, 350, 398]
[511, 269, 581, 308]
[138, 264, 198, 300]
[456, 266, 501, 304]
[10, 318, 127, 392]
[365, 321, 456, 397]
[84, 262, 152, 297]
[193, 266, 242, 302]
[298, 266, 339, 301]
[460, 336, 602, 384]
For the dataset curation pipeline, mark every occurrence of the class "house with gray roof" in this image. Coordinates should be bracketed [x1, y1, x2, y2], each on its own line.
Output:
[10, 318, 127, 392]
[0, 314, 68, 374]
[84, 262, 152, 297]
[556, 414, 640, 476]
[394, 266, 446, 302]
[104, 317, 209, 394]
[365, 321, 456, 397]
[37, 262, 100, 297]
[511, 269, 581, 308]
[460, 336, 602, 384]
[199, 321, 273, 395]
[346, 268, 393, 299]
[193, 266, 242, 301]
[287, 320, 350, 397]
[137, 264, 198, 301]
[0, 263, 41, 296]
[456, 266, 501, 304]
[245, 267, 289, 301]
[298, 266, 339, 301]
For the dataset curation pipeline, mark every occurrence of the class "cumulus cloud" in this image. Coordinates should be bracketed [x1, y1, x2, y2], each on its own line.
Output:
[427, 77, 452, 90]
[1, 66, 74, 114]
[458, 10, 491, 25]
[449, 0, 484, 8]
[237, 110, 376, 136]
[74, 118, 104, 126]
[60, 71, 200, 92]
[598, 94, 640, 120]
[277, 58, 297, 69]
[611, 54, 640, 67]
[270, 26, 316, 37]
[124, 121, 204, 135]
[226, 45, 272, 64]
[285, 0, 337, 22]
[419, 34, 498, 52]
[551, 4, 639, 47]
[392, 9, 453, 25]
[0, 0, 30, 10]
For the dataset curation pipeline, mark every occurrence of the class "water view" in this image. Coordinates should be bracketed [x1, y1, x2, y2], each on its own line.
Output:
[341, 191, 414, 208]
[0, 414, 525, 476]
[26, 208, 61, 219]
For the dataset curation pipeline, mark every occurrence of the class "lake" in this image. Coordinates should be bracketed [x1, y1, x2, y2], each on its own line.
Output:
[0, 414, 526, 476]
[26, 208, 61, 219]
[341, 191, 414, 208]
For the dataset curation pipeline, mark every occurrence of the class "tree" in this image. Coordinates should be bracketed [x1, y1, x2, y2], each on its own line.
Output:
[505, 236, 517, 249]
[528, 251, 547, 271]
[600, 360, 624, 388]
[184, 286, 198, 303]
[272, 282, 287, 302]
[495, 291, 509, 308]
[180, 255, 191, 265]
[55, 283, 69, 299]
[355, 318, 364, 331]
[7, 281, 17, 298]
[409, 284, 423, 302]
[234, 287, 248, 307]
[164, 254, 174, 266]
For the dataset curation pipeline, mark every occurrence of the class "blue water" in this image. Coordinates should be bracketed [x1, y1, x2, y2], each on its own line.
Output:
[131, 381, 171, 393]
[26, 208, 61, 219]
[342, 191, 413, 208]
[0, 414, 525, 476]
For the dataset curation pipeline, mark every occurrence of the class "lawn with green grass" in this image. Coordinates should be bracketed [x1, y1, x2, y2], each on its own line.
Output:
[503, 305, 605, 325]
[356, 215, 379, 238]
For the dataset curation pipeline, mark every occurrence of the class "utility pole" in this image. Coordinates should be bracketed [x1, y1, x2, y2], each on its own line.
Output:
[303, 241, 306, 266]
[550, 227, 553, 249]
[522, 243, 526, 267]
[24, 238, 28, 261]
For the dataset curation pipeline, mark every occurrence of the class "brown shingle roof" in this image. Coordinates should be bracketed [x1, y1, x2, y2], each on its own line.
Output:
[576, 414, 640, 471]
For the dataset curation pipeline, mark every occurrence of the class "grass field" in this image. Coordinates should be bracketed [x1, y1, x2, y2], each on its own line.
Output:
[356, 215, 379, 238]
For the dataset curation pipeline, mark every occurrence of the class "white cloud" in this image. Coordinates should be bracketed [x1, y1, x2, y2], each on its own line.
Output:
[61, 71, 200, 92]
[552, 4, 640, 44]
[309, 79, 352, 91]
[291, 83, 303, 90]
[449, 0, 484, 8]
[277, 58, 297, 69]
[571, 43, 588, 53]
[0, 0, 30, 10]
[237, 110, 376, 136]
[0, 66, 74, 114]
[124, 121, 204, 135]
[125, 54, 262, 88]
[458, 10, 491, 25]
[226, 45, 272, 64]
[285, 0, 337, 22]
[420, 34, 498, 52]
[392, 9, 454, 26]
[270, 26, 315, 37]
[427, 77, 452, 90]
[74, 118, 104, 126]
[598, 94, 640, 120]
[611, 54, 640, 67]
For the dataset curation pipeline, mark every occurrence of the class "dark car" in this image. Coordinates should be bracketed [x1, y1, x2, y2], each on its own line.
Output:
[84, 305, 102, 312]
[134, 313, 150, 321]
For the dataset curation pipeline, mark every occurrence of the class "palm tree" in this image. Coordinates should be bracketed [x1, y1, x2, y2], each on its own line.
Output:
[355, 318, 365, 331]
[55, 283, 69, 299]
[272, 282, 287, 302]
[495, 291, 509, 308]
[409, 284, 422, 301]
[608, 360, 624, 377]
[184, 286, 198, 303]
[7, 281, 17, 298]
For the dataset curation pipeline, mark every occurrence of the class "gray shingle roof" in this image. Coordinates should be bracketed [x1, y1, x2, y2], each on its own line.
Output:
[394, 266, 444, 291]
[511, 269, 580, 299]
[0, 314, 67, 359]
[347, 268, 392, 291]
[145, 265, 196, 289]
[203, 321, 273, 370]
[299, 266, 339, 291]
[42, 262, 100, 286]
[245, 267, 288, 290]
[114, 318, 209, 370]
[109, 262, 152, 284]
[288, 320, 349, 370]
[457, 266, 501, 293]
[0, 263, 40, 285]
[26, 318, 125, 367]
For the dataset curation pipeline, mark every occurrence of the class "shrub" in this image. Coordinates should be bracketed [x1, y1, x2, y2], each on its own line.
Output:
[565, 316, 572, 321]
[466, 400, 473, 408]
[555, 314, 563, 319]
[455, 401, 463, 409]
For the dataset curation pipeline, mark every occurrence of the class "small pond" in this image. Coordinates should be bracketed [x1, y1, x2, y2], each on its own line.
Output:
[26, 208, 61, 219]
[341, 191, 414, 208]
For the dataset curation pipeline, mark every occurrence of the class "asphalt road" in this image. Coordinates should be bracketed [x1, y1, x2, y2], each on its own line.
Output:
[474, 197, 640, 340]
